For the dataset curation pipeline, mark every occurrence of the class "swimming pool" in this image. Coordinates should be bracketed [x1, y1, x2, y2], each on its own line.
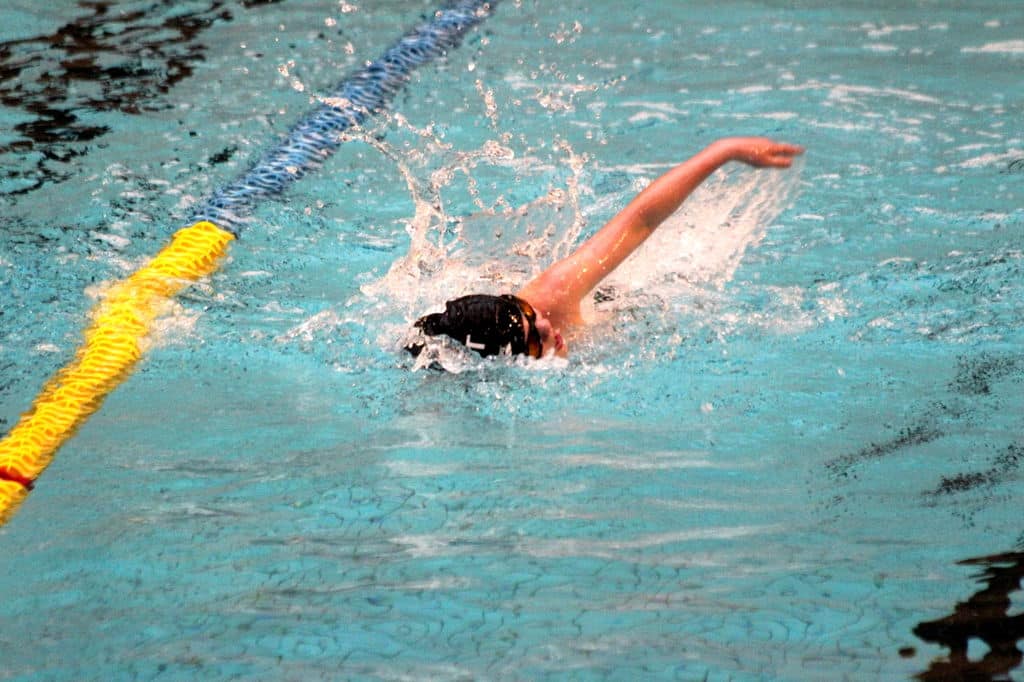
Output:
[2, 0, 1022, 678]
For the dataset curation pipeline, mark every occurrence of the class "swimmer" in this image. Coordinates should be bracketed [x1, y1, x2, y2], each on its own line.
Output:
[406, 136, 804, 360]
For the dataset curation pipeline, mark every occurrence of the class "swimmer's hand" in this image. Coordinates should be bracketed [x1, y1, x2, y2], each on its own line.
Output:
[713, 137, 805, 168]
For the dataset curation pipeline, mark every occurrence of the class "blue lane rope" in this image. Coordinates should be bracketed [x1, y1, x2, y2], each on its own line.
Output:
[191, 0, 499, 234]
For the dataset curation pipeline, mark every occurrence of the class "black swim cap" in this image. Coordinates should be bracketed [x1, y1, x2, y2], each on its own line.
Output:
[407, 294, 536, 358]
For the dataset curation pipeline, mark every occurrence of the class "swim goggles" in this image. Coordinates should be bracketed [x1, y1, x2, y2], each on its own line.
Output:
[512, 296, 543, 359]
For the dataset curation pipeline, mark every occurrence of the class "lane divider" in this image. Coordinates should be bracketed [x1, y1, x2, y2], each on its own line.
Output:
[0, 222, 234, 525]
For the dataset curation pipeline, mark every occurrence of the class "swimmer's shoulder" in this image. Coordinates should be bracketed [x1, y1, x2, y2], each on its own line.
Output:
[516, 286, 582, 330]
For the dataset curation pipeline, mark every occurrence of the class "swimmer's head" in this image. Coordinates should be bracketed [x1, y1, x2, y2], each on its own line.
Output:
[406, 294, 542, 359]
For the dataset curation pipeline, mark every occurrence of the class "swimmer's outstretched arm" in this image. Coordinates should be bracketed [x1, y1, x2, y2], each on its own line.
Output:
[517, 137, 803, 325]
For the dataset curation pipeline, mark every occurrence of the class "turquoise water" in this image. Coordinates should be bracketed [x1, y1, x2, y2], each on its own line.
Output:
[2, 1, 1023, 679]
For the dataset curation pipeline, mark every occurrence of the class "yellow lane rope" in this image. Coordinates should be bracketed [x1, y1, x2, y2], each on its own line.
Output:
[0, 221, 234, 526]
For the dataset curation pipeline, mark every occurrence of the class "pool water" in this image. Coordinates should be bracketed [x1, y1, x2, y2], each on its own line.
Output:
[2, 1, 1023, 679]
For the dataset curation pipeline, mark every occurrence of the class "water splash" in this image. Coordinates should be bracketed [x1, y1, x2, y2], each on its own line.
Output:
[349, 131, 594, 366]
[603, 160, 803, 297]
[270, 66, 811, 371]
[588, 158, 810, 343]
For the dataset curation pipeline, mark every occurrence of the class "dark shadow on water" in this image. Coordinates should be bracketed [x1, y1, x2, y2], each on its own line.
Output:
[913, 551, 1024, 681]
[0, 0, 281, 198]
[824, 353, 1023, 531]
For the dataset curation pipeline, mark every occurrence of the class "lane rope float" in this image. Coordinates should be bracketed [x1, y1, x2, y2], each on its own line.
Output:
[193, 0, 499, 233]
[0, 0, 500, 526]
[0, 222, 234, 525]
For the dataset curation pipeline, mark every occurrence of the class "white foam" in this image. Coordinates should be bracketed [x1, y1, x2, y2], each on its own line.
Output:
[962, 40, 1024, 54]
[620, 100, 689, 116]
[601, 160, 803, 294]
[627, 111, 673, 124]
[277, 310, 343, 343]
[521, 525, 784, 560]
[827, 83, 940, 105]
[559, 451, 718, 471]
[954, 149, 1024, 169]
[862, 23, 919, 38]
[147, 301, 201, 350]
[383, 460, 460, 477]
